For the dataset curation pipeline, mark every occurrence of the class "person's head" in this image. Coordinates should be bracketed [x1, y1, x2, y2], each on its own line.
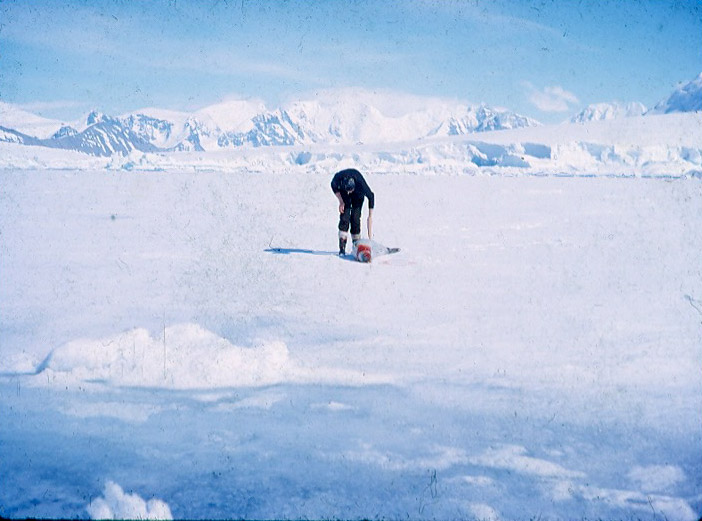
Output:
[344, 177, 355, 193]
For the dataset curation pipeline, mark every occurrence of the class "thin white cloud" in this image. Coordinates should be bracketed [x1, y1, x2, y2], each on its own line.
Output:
[1, 6, 313, 85]
[165, 47, 313, 83]
[408, 1, 597, 53]
[410, 0, 559, 36]
[15, 100, 88, 113]
[523, 81, 579, 112]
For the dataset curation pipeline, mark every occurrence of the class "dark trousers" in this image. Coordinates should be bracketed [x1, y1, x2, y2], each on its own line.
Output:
[338, 205, 362, 236]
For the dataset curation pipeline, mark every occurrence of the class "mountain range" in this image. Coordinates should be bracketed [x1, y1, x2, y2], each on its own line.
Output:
[1, 74, 700, 157]
[570, 72, 702, 123]
[0, 95, 541, 157]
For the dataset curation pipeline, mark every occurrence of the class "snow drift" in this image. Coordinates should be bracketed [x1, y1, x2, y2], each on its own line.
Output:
[86, 481, 172, 521]
[34, 323, 390, 389]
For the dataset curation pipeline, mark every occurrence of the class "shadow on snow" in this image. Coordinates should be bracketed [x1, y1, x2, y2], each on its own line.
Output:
[264, 247, 356, 262]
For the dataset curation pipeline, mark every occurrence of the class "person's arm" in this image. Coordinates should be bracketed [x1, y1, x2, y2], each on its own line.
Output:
[367, 207, 373, 239]
[357, 175, 375, 238]
[331, 173, 344, 213]
[335, 191, 345, 213]
[357, 175, 375, 210]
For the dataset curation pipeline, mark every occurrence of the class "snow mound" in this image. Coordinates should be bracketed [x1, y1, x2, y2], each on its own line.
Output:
[341, 443, 469, 471]
[1, 351, 41, 374]
[551, 481, 698, 521]
[470, 444, 585, 479]
[466, 503, 500, 521]
[36, 324, 390, 389]
[86, 481, 172, 520]
[627, 465, 687, 493]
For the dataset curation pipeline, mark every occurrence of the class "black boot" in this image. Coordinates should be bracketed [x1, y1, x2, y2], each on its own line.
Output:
[338, 237, 347, 256]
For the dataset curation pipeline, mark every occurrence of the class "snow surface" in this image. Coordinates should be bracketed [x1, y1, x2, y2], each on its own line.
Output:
[0, 112, 701, 520]
[1, 164, 701, 520]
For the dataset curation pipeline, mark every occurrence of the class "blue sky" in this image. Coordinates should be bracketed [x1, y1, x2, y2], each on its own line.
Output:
[1, 0, 700, 123]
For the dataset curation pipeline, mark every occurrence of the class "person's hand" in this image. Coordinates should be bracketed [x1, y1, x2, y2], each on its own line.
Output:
[339, 202, 345, 214]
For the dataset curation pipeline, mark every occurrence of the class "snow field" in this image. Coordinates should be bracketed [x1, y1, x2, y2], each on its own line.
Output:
[1, 168, 701, 519]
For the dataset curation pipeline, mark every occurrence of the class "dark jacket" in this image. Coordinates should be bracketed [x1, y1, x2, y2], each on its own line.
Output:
[331, 169, 375, 209]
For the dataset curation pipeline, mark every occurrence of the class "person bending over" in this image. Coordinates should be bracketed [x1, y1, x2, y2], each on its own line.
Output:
[330, 168, 374, 255]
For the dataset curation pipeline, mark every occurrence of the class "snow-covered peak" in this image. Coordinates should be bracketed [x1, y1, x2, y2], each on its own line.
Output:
[282, 97, 394, 143]
[276, 90, 538, 144]
[298, 87, 459, 118]
[280, 88, 459, 143]
[193, 98, 267, 133]
[648, 72, 702, 114]
[116, 113, 178, 149]
[51, 125, 79, 139]
[428, 104, 540, 137]
[123, 107, 191, 127]
[570, 102, 647, 123]
[86, 110, 108, 126]
[0, 101, 65, 138]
